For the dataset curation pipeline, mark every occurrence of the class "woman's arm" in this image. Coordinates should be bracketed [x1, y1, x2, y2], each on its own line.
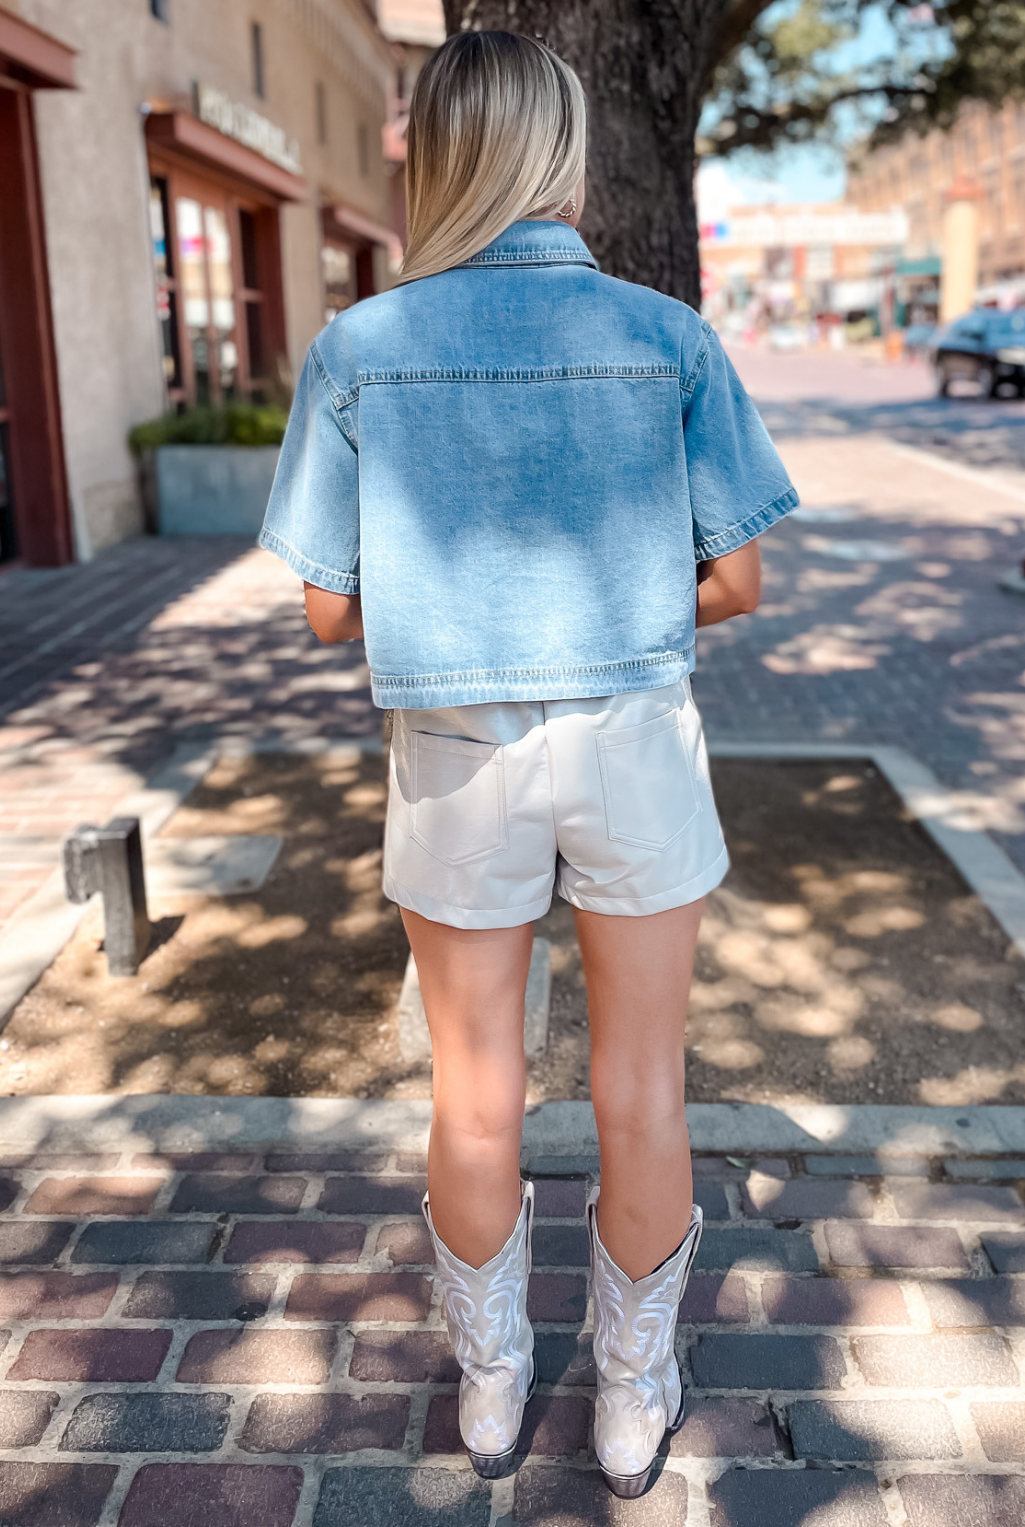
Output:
[304, 582, 364, 642]
[695, 540, 761, 628]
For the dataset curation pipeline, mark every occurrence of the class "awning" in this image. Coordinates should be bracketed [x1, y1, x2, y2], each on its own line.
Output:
[0, 10, 76, 89]
[896, 256, 942, 277]
[145, 111, 306, 203]
[325, 201, 403, 265]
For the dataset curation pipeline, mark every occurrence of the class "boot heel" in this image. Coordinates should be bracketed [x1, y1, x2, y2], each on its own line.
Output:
[469, 1445, 517, 1479]
[600, 1465, 652, 1498]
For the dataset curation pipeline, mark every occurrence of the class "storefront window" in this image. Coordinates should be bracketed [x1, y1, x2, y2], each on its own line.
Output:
[204, 206, 238, 397]
[322, 243, 355, 321]
[239, 209, 265, 382]
[176, 197, 210, 402]
[146, 132, 289, 409]
[172, 195, 240, 405]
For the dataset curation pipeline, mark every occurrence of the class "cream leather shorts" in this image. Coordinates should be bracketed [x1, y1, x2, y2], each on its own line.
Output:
[382, 680, 729, 930]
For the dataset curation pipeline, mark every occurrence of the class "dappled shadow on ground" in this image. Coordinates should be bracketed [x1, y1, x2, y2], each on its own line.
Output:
[3, 754, 1023, 1107]
[692, 759, 1025, 1107]
[0, 751, 420, 1099]
[692, 428, 1025, 862]
[538, 759, 1025, 1109]
[753, 382, 1025, 474]
[0, 539, 376, 803]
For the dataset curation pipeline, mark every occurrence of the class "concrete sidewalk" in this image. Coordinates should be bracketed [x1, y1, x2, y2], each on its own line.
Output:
[0, 1135, 1020, 1525]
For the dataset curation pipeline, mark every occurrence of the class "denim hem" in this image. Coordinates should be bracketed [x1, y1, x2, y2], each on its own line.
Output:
[371, 651, 695, 710]
[692, 484, 800, 561]
[258, 528, 360, 595]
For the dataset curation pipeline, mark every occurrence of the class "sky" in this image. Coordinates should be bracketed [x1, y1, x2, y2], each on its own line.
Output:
[697, 1, 924, 217]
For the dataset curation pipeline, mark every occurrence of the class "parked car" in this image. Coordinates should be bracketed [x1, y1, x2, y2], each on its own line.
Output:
[931, 310, 1025, 397]
[768, 324, 806, 352]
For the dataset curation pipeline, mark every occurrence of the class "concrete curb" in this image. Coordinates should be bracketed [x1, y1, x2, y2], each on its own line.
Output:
[709, 740, 1025, 961]
[882, 436, 1025, 507]
[1, 1094, 1024, 1158]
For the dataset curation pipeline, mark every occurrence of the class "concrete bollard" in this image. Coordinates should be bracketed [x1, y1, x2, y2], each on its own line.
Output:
[62, 817, 150, 976]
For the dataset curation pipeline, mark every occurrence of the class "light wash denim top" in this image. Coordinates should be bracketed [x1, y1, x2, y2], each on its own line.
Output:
[259, 220, 797, 709]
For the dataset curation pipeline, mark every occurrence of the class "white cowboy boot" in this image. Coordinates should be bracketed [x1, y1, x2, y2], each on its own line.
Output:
[587, 1187, 703, 1497]
[422, 1180, 536, 1477]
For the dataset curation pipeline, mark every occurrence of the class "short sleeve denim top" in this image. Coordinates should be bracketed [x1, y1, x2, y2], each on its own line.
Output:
[260, 220, 797, 709]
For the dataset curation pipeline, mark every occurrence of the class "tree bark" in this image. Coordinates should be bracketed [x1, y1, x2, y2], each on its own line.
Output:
[441, 0, 728, 308]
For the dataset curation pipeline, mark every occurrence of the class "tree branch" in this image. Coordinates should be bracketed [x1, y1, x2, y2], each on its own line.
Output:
[707, 0, 781, 77]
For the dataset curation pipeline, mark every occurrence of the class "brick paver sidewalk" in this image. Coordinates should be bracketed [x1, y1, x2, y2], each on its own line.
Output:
[0, 1147, 1021, 1524]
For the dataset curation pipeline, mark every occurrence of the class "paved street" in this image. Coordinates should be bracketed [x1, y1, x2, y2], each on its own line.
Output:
[0, 1144, 1020, 1525]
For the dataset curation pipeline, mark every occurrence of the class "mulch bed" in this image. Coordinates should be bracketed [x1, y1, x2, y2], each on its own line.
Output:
[3, 752, 1023, 1107]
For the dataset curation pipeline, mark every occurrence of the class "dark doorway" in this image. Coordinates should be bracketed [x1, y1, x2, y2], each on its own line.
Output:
[0, 84, 73, 565]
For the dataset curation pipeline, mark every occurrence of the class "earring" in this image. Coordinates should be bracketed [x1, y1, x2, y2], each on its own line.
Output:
[557, 197, 577, 220]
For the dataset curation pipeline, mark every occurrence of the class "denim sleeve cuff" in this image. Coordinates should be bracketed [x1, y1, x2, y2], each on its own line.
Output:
[692, 483, 799, 562]
[258, 527, 360, 594]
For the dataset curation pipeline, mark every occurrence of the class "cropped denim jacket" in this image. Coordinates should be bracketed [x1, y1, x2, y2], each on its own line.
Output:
[260, 220, 798, 709]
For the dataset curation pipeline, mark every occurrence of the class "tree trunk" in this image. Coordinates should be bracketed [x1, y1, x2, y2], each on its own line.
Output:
[441, 0, 724, 308]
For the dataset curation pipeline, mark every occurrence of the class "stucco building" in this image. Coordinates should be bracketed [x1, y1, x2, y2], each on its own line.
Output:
[0, 0, 398, 568]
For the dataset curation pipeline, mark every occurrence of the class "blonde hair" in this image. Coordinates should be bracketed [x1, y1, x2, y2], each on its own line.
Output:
[399, 31, 586, 285]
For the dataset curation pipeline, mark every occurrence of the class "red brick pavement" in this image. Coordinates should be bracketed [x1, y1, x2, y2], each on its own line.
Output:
[0, 1147, 1016, 1523]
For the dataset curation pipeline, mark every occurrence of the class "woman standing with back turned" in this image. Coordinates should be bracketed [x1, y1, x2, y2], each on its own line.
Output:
[260, 31, 797, 1497]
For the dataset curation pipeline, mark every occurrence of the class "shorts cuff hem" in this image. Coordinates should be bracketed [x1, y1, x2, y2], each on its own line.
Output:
[382, 876, 553, 930]
[559, 844, 730, 916]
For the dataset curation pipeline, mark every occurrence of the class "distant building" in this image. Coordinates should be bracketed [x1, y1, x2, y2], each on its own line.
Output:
[700, 203, 908, 335]
[377, 0, 445, 240]
[0, 0, 399, 568]
[847, 101, 1025, 316]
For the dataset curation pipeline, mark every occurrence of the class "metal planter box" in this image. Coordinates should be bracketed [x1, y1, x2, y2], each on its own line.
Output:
[154, 444, 280, 536]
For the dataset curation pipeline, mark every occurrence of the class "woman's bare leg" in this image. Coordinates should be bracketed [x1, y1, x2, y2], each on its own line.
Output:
[574, 899, 705, 1282]
[401, 908, 534, 1269]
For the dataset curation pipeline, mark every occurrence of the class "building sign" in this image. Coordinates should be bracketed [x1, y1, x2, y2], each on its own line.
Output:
[194, 83, 302, 175]
[701, 208, 909, 249]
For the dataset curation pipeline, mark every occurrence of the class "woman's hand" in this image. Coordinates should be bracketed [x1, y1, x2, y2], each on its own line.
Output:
[695, 541, 761, 627]
[304, 583, 364, 642]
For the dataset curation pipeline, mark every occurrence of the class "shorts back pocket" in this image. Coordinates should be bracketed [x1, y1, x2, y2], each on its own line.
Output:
[596, 709, 700, 851]
[410, 731, 508, 867]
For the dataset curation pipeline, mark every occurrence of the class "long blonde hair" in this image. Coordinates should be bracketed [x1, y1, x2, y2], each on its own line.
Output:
[399, 31, 587, 285]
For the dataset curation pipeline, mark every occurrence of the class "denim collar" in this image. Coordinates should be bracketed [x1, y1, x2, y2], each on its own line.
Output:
[457, 220, 598, 270]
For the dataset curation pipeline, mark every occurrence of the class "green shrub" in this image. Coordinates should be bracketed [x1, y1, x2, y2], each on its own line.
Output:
[129, 402, 289, 453]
